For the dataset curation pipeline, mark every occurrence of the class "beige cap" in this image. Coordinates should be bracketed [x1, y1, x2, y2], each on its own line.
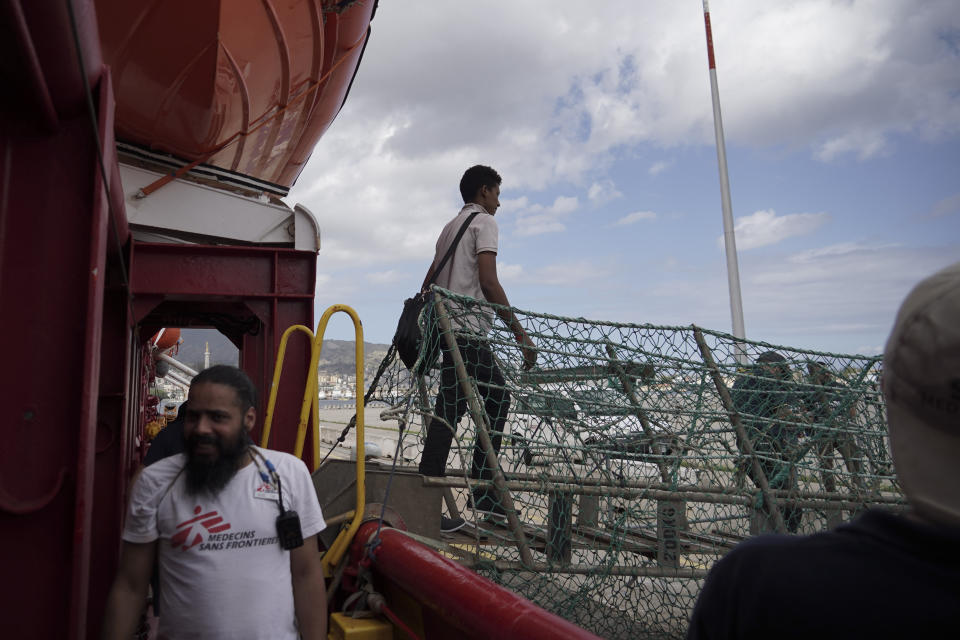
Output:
[883, 261, 960, 525]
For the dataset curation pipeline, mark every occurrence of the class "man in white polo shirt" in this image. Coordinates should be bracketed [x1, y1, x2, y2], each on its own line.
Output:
[102, 365, 327, 639]
[418, 165, 536, 532]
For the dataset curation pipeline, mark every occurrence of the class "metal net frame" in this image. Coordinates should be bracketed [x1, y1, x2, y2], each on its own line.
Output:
[360, 287, 900, 639]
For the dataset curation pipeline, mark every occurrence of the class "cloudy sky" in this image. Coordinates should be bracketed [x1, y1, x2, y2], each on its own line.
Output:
[288, 0, 960, 355]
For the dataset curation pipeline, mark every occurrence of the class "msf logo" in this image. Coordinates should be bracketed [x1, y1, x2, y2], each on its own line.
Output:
[171, 505, 231, 551]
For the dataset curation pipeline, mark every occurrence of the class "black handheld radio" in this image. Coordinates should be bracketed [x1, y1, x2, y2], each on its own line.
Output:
[276, 509, 304, 550]
[251, 447, 304, 550]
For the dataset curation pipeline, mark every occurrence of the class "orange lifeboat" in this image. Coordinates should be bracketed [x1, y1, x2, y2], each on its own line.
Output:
[149, 327, 181, 353]
[95, 0, 376, 188]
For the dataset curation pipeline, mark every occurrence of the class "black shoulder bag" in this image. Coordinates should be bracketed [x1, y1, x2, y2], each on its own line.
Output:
[393, 212, 480, 374]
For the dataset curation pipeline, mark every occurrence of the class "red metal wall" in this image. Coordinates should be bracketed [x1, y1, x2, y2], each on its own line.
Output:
[0, 2, 319, 638]
[0, 3, 124, 638]
[129, 242, 318, 458]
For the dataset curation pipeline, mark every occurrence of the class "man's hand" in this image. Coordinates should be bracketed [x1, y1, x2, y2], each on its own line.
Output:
[101, 541, 156, 640]
[776, 405, 807, 423]
[519, 333, 537, 370]
[476, 250, 536, 369]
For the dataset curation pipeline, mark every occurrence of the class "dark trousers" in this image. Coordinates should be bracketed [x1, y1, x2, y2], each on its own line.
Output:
[419, 337, 510, 482]
[749, 450, 802, 533]
[815, 436, 864, 493]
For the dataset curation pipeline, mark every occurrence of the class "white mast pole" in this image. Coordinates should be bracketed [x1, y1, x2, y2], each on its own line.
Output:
[702, 0, 747, 363]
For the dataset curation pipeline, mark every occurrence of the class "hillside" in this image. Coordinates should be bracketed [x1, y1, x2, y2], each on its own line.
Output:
[176, 328, 390, 375]
[317, 339, 392, 375]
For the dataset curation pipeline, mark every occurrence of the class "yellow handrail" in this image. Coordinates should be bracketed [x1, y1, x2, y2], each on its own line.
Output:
[261, 324, 316, 449]
[311, 305, 366, 574]
[262, 306, 367, 575]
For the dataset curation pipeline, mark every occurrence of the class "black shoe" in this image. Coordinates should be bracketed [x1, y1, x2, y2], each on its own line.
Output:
[471, 490, 507, 521]
[441, 516, 466, 533]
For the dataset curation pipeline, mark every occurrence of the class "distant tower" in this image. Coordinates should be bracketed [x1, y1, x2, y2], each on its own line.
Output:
[204, 341, 210, 369]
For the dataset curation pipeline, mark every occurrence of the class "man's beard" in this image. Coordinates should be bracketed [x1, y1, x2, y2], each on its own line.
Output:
[184, 431, 249, 497]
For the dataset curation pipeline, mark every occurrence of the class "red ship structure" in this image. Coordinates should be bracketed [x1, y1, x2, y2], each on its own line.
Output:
[0, 1, 600, 638]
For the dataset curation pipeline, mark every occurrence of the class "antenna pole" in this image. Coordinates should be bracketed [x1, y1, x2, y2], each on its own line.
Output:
[702, 0, 747, 362]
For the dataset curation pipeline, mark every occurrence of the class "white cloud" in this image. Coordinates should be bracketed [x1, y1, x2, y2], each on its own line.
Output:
[513, 195, 580, 236]
[789, 242, 899, 264]
[281, 0, 959, 352]
[639, 244, 959, 353]
[287, 0, 959, 273]
[815, 130, 888, 162]
[588, 180, 621, 205]
[551, 195, 579, 214]
[722, 209, 829, 250]
[502, 196, 530, 211]
[649, 161, 673, 176]
[366, 270, 405, 285]
[498, 262, 524, 282]
[856, 344, 885, 356]
[739, 244, 959, 348]
[311, 268, 355, 303]
[929, 193, 960, 218]
[514, 216, 567, 237]
[526, 261, 611, 286]
[613, 211, 657, 226]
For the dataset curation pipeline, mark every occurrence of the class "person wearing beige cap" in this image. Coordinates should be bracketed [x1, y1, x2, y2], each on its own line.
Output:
[687, 262, 960, 639]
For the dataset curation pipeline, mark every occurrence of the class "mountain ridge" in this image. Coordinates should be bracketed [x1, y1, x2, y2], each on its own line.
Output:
[175, 328, 390, 374]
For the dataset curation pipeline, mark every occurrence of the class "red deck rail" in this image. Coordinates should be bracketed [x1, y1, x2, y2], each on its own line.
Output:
[352, 522, 602, 640]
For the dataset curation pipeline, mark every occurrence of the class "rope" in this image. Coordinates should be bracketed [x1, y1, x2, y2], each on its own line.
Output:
[317, 344, 397, 468]
[365, 398, 409, 561]
[378, 601, 422, 640]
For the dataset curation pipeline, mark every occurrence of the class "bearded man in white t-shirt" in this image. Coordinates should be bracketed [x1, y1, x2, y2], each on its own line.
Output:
[418, 165, 537, 533]
[101, 365, 327, 640]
